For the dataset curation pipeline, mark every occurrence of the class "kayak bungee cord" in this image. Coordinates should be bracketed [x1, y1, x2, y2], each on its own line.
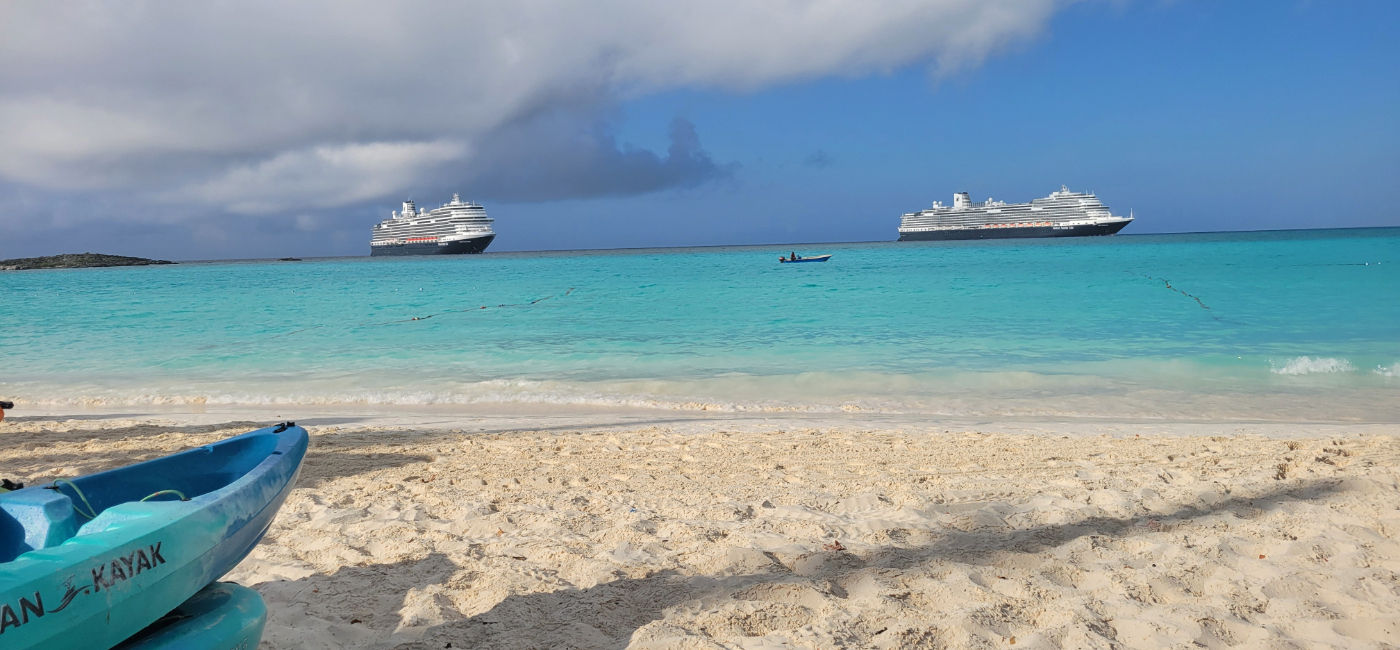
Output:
[48, 480, 190, 522]
[139, 489, 189, 502]
[51, 478, 99, 520]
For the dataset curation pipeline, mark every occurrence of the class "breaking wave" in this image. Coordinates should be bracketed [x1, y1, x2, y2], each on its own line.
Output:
[1270, 356, 1356, 376]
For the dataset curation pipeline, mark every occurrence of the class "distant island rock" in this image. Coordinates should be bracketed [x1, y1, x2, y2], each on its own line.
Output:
[0, 253, 176, 270]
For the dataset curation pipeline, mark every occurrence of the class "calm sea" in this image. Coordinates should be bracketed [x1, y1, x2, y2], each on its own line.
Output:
[4, 228, 1397, 422]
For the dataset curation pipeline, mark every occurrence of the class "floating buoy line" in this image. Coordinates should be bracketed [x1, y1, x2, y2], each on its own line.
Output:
[379, 287, 577, 326]
[1152, 276, 1211, 312]
[1130, 273, 1220, 321]
[166, 287, 579, 362]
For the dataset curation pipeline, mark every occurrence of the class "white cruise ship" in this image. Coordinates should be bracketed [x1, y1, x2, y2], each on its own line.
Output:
[370, 193, 495, 256]
[898, 186, 1133, 241]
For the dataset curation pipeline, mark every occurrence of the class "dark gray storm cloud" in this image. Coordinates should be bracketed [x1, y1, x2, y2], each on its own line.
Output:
[469, 116, 735, 202]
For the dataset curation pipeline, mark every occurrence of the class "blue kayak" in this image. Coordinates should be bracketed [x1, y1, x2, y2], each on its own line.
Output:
[0, 423, 307, 649]
[778, 254, 831, 263]
[115, 582, 267, 649]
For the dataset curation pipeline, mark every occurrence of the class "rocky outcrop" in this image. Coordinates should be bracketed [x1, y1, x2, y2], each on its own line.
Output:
[0, 253, 176, 270]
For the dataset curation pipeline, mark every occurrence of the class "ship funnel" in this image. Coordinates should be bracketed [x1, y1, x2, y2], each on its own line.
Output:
[953, 192, 971, 209]
[402, 200, 416, 216]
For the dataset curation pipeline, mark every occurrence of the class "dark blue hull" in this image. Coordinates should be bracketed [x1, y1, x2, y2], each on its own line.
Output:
[898, 221, 1130, 242]
[370, 235, 495, 256]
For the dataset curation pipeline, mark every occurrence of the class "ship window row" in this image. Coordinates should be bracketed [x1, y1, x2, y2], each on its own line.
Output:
[378, 229, 492, 238]
[900, 214, 1103, 226]
[381, 219, 490, 229]
[401, 216, 491, 225]
[377, 224, 492, 236]
[918, 208, 1090, 215]
[896, 215, 1092, 224]
[394, 212, 489, 223]
[907, 214, 1092, 224]
[922, 204, 1102, 215]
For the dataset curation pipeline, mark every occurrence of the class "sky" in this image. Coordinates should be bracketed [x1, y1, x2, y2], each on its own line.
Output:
[1, 1, 1397, 260]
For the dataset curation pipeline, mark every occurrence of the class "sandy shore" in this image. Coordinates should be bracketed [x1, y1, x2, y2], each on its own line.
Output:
[2, 410, 1397, 649]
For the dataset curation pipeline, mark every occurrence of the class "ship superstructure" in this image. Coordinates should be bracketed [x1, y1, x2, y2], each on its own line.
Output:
[898, 186, 1133, 241]
[370, 193, 495, 256]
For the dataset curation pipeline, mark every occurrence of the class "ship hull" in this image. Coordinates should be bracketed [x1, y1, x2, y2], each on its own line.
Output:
[898, 220, 1130, 242]
[370, 234, 495, 256]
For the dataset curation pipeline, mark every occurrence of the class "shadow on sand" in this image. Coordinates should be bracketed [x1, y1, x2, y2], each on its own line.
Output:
[286, 415, 747, 486]
[0, 419, 279, 481]
[1, 414, 710, 488]
[252, 478, 1348, 649]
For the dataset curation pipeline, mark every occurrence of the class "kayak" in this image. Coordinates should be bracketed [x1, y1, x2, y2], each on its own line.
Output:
[0, 423, 306, 648]
[0, 423, 308, 649]
[116, 582, 267, 649]
[779, 254, 831, 263]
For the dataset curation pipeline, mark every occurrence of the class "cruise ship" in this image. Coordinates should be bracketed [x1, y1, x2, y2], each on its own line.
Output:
[370, 193, 495, 256]
[898, 186, 1133, 241]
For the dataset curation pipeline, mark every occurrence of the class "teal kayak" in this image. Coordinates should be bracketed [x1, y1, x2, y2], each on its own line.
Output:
[0, 423, 307, 649]
[116, 582, 267, 649]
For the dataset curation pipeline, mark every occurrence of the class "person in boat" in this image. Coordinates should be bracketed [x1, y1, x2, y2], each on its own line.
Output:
[790, 252, 799, 261]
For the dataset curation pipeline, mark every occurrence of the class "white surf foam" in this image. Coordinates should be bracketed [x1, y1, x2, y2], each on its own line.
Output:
[1270, 356, 1356, 376]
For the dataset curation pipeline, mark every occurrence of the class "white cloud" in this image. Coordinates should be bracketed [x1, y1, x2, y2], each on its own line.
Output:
[0, 98, 213, 189]
[0, 0, 1070, 216]
[293, 214, 322, 232]
[166, 140, 468, 214]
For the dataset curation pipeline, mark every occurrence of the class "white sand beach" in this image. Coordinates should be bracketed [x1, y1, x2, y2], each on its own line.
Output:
[2, 409, 1397, 649]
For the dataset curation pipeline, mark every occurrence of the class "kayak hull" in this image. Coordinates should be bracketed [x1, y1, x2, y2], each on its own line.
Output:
[116, 582, 267, 650]
[0, 424, 307, 649]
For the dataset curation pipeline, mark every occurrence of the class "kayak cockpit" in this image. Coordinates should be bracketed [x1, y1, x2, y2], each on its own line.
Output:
[0, 427, 285, 562]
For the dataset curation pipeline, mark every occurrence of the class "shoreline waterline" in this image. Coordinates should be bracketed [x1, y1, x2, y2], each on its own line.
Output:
[7, 403, 1397, 440]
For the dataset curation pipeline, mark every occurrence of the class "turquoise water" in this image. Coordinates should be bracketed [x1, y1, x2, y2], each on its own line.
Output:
[4, 228, 1397, 421]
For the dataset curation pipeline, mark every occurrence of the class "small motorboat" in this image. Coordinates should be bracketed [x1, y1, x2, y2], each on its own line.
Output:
[0, 423, 308, 649]
[779, 254, 831, 264]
